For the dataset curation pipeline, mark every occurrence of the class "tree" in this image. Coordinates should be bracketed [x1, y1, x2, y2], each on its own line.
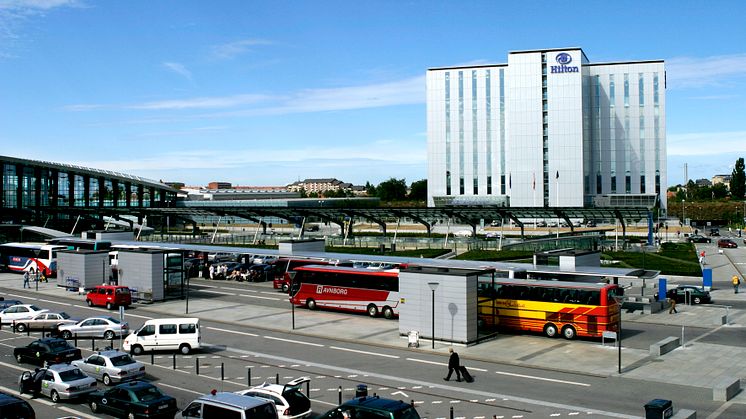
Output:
[365, 181, 376, 196]
[408, 179, 427, 201]
[376, 178, 407, 201]
[731, 157, 745, 200]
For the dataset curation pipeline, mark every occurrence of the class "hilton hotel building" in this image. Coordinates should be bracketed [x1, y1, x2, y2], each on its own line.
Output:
[426, 47, 666, 212]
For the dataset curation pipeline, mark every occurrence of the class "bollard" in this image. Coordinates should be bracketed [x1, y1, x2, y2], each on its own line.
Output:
[411, 400, 414, 407]
[172, 353, 176, 370]
[110, 337, 114, 348]
[74, 334, 78, 347]
[91, 338, 95, 351]
[338, 386, 342, 404]
[12, 320, 15, 333]
[151, 352, 154, 365]
[196, 358, 200, 375]
[306, 381, 310, 397]
[450, 406, 454, 419]
[276, 373, 279, 385]
[27, 326, 30, 337]
[247, 368, 251, 387]
[221, 363, 225, 381]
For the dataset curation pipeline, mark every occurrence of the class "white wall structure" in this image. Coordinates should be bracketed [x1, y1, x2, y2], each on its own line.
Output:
[427, 47, 666, 212]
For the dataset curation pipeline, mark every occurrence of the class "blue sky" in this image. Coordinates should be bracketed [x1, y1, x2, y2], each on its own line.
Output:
[1, 1, 745, 188]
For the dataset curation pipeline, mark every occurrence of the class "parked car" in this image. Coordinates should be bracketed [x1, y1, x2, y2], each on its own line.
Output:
[0, 298, 23, 311]
[181, 391, 277, 419]
[247, 264, 276, 282]
[717, 239, 738, 249]
[666, 285, 712, 304]
[317, 396, 421, 419]
[58, 316, 129, 340]
[87, 380, 178, 419]
[484, 232, 501, 239]
[123, 318, 200, 355]
[14, 337, 82, 366]
[0, 390, 35, 418]
[85, 285, 132, 310]
[687, 234, 712, 243]
[235, 377, 312, 419]
[18, 364, 97, 403]
[536, 221, 548, 227]
[72, 350, 146, 385]
[0, 304, 48, 324]
[585, 220, 596, 228]
[12, 311, 77, 333]
[709, 227, 721, 236]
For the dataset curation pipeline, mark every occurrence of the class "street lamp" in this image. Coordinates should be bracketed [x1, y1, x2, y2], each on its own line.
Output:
[612, 295, 624, 374]
[681, 199, 686, 228]
[427, 282, 439, 349]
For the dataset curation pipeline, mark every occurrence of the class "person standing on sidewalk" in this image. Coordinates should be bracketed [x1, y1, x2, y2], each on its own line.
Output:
[733, 275, 741, 294]
[444, 347, 462, 382]
[668, 297, 678, 314]
[22, 271, 30, 288]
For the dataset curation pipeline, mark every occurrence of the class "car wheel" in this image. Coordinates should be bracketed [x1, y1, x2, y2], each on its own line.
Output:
[15, 354, 23, 363]
[103, 330, 115, 340]
[306, 299, 317, 310]
[544, 323, 558, 338]
[694, 296, 702, 304]
[90, 401, 99, 413]
[15, 323, 26, 333]
[51, 390, 60, 403]
[62, 330, 72, 339]
[86, 299, 93, 307]
[367, 304, 378, 317]
[282, 284, 289, 293]
[179, 344, 191, 355]
[562, 325, 577, 340]
[103, 374, 111, 386]
[106, 302, 113, 310]
[18, 383, 24, 395]
[383, 306, 395, 320]
[132, 345, 144, 356]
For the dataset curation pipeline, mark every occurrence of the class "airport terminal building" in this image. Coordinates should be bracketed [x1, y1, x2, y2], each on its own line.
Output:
[427, 47, 666, 212]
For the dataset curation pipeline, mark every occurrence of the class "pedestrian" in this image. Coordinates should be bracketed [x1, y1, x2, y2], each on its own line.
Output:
[208, 264, 215, 280]
[733, 275, 741, 294]
[699, 251, 706, 266]
[443, 347, 461, 382]
[22, 271, 30, 289]
[668, 297, 677, 314]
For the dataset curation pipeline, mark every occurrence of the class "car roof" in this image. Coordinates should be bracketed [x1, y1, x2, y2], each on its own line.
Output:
[36, 337, 68, 344]
[47, 363, 80, 372]
[198, 392, 274, 409]
[97, 349, 129, 357]
[342, 396, 412, 412]
[0, 391, 30, 407]
[115, 380, 155, 390]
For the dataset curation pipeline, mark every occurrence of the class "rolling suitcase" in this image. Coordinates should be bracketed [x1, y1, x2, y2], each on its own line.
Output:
[459, 366, 474, 383]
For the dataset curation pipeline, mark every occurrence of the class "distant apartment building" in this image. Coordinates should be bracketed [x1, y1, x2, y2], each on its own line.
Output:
[694, 178, 712, 187]
[183, 185, 298, 201]
[711, 174, 732, 189]
[287, 178, 353, 194]
[208, 181, 232, 189]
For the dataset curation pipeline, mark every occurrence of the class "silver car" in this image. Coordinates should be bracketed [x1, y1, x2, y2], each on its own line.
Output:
[18, 363, 97, 403]
[57, 316, 129, 340]
[72, 350, 145, 385]
[13, 311, 78, 333]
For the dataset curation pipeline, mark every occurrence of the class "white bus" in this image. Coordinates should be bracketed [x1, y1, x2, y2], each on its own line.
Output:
[0, 242, 66, 277]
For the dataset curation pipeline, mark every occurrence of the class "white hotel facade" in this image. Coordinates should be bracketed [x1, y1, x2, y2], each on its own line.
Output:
[426, 47, 666, 212]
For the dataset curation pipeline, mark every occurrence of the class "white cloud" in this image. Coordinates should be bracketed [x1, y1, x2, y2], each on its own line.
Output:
[668, 130, 746, 156]
[667, 53, 746, 88]
[162, 62, 192, 82]
[0, 0, 78, 10]
[210, 38, 273, 59]
[128, 94, 274, 110]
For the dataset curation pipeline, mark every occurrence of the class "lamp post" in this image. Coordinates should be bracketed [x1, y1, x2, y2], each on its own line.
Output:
[427, 282, 439, 349]
[613, 296, 623, 374]
[681, 199, 686, 228]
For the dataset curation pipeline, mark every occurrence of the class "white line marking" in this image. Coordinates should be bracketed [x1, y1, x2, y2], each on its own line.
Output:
[207, 326, 259, 337]
[7, 293, 36, 300]
[58, 406, 101, 419]
[239, 294, 281, 301]
[158, 382, 205, 395]
[37, 298, 71, 306]
[264, 336, 324, 346]
[496, 371, 590, 387]
[392, 390, 409, 398]
[406, 357, 445, 366]
[330, 346, 399, 358]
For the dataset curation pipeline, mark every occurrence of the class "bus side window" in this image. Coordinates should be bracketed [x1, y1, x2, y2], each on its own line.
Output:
[589, 291, 600, 305]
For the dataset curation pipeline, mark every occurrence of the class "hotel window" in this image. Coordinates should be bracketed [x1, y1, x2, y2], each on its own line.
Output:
[625, 172, 631, 194]
[446, 171, 451, 195]
[596, 173, 602, 194]
[445, 73, 451, 184]
[611, 175, 617, 193]
[487, 176, 492, 195]
[458, 72, 464, 186]
[473, 178, 478, 195]
[459, 177, 464, 195]
[472, 70, 478, 191]
[640, 175, 646, 193]
[501, 174, 506, 195]
[624, 74, 629, 107]
[638, 73, 644, 107]
[486, 70, 492, 194]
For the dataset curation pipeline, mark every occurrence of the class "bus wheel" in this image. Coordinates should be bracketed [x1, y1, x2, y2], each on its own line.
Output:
[561, 325, 577, 340]
[383, 306, 394, 320]
[306, 299, 317, 310]
[367, 304, 379, 317]
[543, 323, 558, 338]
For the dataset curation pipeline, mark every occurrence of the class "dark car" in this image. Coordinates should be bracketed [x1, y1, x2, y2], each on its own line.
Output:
[14, 337, 82, 366]
[666, 285, 712, 304]
[0, 390, 35, 418]
[317, 396, 421, 419]
[0, 298, 23, 311]
[687, 234, 712, 244]
[709, 228, 720, 236]
[718, 239, 738, 249]
[88, 380, 178, 419]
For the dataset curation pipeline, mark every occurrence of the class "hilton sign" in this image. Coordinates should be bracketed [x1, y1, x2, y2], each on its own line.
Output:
[550, 52, 579, 73]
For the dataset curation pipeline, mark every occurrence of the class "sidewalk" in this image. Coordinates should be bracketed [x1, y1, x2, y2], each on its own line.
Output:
[1, 273, 744, 397]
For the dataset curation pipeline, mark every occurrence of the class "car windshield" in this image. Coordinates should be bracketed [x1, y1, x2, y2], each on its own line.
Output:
[48, 340, 73, 351]
[29, 305, 42, 311]
[59, 312, 71, 319]
[105, 317, 121, 324]
[110, 354, 136, 366]
[59, 368, 87, 382]
[133, 386, 165, 402]
[396, 406, 422, 419]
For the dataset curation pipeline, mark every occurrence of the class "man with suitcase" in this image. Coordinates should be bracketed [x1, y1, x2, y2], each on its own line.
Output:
[444, 347, 462, 382]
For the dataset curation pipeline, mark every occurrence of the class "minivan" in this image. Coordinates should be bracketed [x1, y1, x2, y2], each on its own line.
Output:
[181, 391, 277, 419]
[123, 318, 200, 355]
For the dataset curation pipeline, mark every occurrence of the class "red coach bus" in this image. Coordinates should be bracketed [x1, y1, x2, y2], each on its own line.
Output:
[288, 265, 400, 319]
[477, 278, 622, 339]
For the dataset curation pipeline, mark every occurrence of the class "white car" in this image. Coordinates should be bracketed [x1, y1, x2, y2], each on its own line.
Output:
[236, 377, 311, 419]
[0, 304, 48, 324]
[57, 316, 129, 340]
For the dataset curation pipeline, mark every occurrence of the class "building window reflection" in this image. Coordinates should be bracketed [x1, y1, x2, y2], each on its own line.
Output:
[3, 164, 17, 209]
[73, 174, 85, 206]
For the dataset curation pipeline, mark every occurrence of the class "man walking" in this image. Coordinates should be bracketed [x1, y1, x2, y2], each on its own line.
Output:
[444, 347, 461, 382]
[733, 275, 741, 294]
[668, 297, 677, 314]
[22, 271, 30, 289]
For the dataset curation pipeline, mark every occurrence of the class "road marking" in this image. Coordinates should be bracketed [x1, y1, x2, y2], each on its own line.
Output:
[0, 359, 28, 371]
[58, 406, 101, 419]
[158, 382, 204, 395]
[239, 294, 281, 301]
[330, 346, 399, 358]
[496, 371, 590, 387]
[37, 298, 71, 306]
[7, 293, 36, 300]
[392, 390, 409, 398]
[207, 326, 259, 337]
[264, 336, 324, 346]
[406, 357, 444, 366]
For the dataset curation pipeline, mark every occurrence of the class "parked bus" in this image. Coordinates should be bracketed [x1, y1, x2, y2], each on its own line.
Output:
[288, 265, 400, 319]
[477, 278, 622, 339]
[47, 238, 112, 251]
[0, 242, 66, 276]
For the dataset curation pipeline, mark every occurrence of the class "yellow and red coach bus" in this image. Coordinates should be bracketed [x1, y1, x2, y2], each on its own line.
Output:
[477, 278, 622, 339]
